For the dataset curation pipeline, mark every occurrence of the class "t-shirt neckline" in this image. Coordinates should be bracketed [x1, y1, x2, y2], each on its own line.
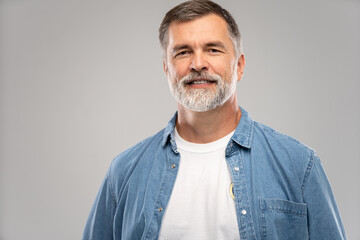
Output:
[174, 128, 235, 153]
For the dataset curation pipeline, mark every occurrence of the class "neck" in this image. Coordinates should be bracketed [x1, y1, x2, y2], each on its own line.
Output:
[175, 93, 241, 143]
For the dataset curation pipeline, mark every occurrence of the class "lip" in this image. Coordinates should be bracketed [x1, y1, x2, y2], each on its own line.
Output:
[184, 79, 217, 89]
[185, 78, 217, 85]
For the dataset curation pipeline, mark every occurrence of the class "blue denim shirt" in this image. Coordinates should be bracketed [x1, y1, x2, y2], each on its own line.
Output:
[83, 108, 346, 240]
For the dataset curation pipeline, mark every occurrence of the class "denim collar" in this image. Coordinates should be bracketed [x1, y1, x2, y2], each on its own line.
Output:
[161, 107, 254, 149]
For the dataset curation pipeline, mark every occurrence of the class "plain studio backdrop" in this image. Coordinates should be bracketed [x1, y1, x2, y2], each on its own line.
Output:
[0, 0, 359, 239]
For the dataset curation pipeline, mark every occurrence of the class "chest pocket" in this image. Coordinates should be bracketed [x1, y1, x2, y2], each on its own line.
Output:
[259, 198, 309, 239]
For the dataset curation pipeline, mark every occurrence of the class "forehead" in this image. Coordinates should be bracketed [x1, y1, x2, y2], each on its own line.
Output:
[167, 14, 232, 48]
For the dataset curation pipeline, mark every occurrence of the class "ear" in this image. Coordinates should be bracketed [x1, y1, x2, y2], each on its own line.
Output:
[163, 60, 168, 74]
[236, 54, 245, 82]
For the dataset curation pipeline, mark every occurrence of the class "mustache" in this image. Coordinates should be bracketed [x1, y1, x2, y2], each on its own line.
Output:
[180, 71, 222, 85]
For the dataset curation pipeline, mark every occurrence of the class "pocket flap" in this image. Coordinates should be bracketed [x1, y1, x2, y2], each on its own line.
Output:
[260, 198, 307, 216]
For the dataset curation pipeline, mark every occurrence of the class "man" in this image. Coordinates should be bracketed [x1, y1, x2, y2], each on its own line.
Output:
[83, 0, 346, 239]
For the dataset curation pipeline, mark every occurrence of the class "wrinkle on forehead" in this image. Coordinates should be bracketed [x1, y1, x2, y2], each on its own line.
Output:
[167, 14, 234, 54]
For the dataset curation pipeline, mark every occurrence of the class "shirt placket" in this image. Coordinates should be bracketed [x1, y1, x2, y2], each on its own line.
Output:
[226, 141, 257, 240]
[145, 136, 180, 240]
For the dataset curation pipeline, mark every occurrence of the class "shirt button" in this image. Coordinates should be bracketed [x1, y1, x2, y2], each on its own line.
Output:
[171, 164, 176, 169]
[158, 207, 163, 212]
[234, 166, 240, 172]
[241, 209, 247, 215]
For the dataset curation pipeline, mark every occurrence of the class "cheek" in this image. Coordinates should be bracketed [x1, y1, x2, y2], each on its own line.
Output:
[166, 63, 177, 79]
[170, 61, 189, 78]
[210, 61, 230, 77]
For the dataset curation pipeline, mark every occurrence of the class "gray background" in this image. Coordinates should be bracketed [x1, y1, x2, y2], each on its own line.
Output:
[0, 0, 359, 239]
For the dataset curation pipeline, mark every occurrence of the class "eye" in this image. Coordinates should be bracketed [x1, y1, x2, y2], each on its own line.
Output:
[208, 48, 221, 53]
[175, 50, 190, 57]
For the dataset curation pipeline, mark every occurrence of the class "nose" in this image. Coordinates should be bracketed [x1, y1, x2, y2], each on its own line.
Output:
[190, 52, 208, 72]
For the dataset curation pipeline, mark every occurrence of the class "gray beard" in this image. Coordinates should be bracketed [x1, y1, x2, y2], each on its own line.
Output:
[168, 69, 237, 112]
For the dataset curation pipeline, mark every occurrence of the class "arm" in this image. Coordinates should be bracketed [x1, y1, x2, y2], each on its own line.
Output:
[82, 169, 117, 240]
[302, 153, 347, 239]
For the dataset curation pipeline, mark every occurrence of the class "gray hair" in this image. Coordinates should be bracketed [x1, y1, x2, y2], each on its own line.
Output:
[159, 0, 243, 59]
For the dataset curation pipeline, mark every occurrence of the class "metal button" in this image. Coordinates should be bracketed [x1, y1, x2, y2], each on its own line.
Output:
[171, 164, 176, 169]
[241, 209, 247, 215]
[158, 207, 163, 212]
[234, 166, 240, 172]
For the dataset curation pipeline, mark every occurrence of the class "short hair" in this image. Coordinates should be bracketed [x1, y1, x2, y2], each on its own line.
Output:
[159, 0, 243, 59]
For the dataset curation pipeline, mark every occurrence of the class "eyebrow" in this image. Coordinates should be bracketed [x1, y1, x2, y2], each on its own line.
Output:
[171, 41, 227, 54]
[204, 41, 227, 50]
[172, 44, 191, 54]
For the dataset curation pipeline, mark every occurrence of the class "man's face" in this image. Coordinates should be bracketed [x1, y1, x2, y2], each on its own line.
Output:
[164, 14, 244, 112]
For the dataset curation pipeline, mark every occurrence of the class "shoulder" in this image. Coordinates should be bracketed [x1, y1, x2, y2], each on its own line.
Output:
[253, 121, 315, 157]
[251, 121, 318, 180]
[111, 128, 165, 170]
[108, 129, 166, 193]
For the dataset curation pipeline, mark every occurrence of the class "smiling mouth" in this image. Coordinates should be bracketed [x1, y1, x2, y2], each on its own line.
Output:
[185, 79, 217, 85]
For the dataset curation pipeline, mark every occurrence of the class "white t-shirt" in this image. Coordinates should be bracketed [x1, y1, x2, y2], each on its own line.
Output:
[158, 129, 240, 240]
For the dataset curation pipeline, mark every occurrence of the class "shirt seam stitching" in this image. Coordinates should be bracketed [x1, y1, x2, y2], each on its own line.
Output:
[301, 151, 315, 194]
[109, 161, 118, 208]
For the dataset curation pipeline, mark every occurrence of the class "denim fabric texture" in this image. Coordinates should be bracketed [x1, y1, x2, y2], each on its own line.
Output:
[82, 107, 346, 240]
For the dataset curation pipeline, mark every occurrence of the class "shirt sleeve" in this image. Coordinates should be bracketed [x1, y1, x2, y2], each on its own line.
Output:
[82, 169, 117, 240]
[302, 152, 347, 239]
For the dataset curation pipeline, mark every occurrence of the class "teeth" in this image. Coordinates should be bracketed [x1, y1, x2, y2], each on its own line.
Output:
[191, 80, 212, 84]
